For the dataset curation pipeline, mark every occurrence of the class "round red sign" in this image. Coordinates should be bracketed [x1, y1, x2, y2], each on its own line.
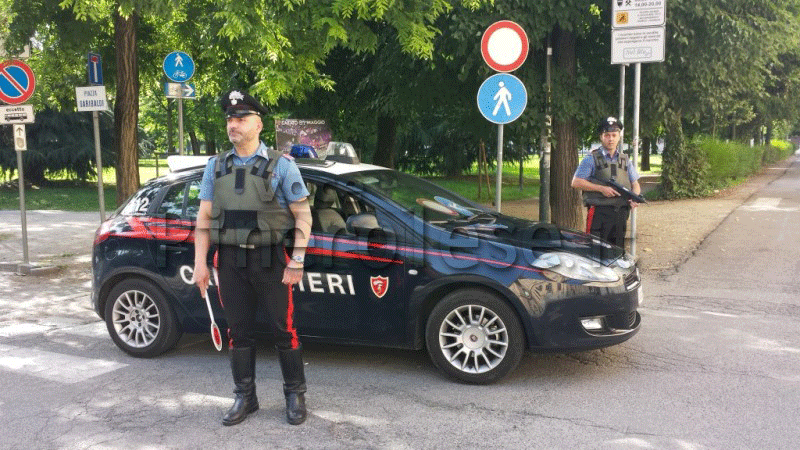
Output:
[481, 21, 529, 73]
[0, 59, 36, 105]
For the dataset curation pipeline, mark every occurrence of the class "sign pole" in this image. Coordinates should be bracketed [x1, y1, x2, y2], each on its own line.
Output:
[93, 110, 106, 221]
[177, 88, 185, 155]
[16, 146, 29, 266]
[630, 62, 642, 256]
[496, 124, 504, 212]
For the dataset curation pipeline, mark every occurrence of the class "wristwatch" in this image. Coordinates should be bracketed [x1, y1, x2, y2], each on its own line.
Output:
[290, 255, 305, 265]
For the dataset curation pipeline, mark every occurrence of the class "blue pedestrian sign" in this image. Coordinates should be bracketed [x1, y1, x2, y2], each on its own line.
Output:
[163, 51, 195, 82]
[87, 52, 103, 85]
[476, 73, 527, 124]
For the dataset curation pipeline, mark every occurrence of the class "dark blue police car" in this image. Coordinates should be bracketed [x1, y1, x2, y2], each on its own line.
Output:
[92, 145, 642, 384]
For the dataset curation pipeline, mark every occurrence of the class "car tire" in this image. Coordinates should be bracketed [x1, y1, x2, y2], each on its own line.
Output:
[104, 278, 182, 358]
[425, 289, 524, 384]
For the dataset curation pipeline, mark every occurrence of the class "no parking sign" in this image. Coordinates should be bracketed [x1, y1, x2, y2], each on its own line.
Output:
[0, 59, 36, 105]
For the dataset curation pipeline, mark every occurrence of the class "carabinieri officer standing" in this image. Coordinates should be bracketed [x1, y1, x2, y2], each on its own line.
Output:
[193, 90, 312, 426]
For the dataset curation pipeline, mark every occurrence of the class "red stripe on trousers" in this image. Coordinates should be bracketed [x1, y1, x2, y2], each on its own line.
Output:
[586, 206, 595, 234]
[285, 252, 299, 349]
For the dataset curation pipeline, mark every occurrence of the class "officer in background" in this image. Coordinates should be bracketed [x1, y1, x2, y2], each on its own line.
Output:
[193, 90, 312, 426]
[571, 117, 641, 249]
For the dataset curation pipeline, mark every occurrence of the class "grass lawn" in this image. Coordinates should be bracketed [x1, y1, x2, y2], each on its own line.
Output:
[0, 154, 662, 211]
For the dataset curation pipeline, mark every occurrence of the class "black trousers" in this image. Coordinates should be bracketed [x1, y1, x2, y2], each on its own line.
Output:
[586, 205, 630, 249]
[215, 244, 300, 350]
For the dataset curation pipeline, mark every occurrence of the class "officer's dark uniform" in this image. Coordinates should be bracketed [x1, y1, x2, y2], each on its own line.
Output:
[199, 90, 310, 426]
[575, 117, 637, 248]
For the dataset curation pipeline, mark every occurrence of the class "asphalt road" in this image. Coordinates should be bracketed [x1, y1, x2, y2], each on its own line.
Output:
[0, 160, 799, 449]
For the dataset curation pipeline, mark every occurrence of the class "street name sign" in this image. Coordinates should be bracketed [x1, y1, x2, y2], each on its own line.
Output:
[0, 104, 35, 124]
[612, 0, 666, 29]
[76, 86, 109, 111]
[481, 20, 529, 73]
[611, 26, 665, 64]
[477, 73, 527, 124]
[0, 59, 36, 105]
[163, 51, 195, 82]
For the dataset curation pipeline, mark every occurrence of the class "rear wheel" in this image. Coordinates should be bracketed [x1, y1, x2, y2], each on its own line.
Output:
[425, 289, 524, 384]
[104, 279, 182, 358]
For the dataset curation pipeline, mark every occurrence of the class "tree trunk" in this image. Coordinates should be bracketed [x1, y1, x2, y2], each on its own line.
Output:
[114, 12, 140, 206]
[373, 115, 396, 168]
[641, 137, 651, 171]
[549, 26, 583, 230]
[189, 129, 201, 155]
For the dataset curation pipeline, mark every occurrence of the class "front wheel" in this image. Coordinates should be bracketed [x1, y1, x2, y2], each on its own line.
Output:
[104, 278, 182, 358]
[425, 289, 524, 384]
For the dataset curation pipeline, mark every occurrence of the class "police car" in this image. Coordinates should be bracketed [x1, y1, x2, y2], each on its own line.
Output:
[92, 143, 642, 384]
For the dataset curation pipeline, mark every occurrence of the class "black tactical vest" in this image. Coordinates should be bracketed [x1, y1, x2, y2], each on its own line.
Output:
[582, 149, 632, 208]
[210, 150, 294, 246]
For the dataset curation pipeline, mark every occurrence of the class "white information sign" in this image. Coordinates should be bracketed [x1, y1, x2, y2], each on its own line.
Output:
[612, 0, 666, 29]
[13, 124, 27, 151]
[0, 104, 35, 124]
[75, 86, 109, 111]
[611, 27, 665, 64]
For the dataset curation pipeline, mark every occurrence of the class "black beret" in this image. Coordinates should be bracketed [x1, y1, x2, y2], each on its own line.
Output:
[598, 116, 623, 134]
[220, 90, 269, 118]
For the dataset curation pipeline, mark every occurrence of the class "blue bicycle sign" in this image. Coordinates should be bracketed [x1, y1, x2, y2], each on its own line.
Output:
[163, 51, 195, 82]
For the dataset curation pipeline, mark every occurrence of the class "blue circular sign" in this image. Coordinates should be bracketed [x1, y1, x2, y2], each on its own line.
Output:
[163, 51, 195, 82]
[476, 73, 527, 124]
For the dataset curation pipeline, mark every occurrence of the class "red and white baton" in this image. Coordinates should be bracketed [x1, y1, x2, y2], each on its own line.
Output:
[202, 270, 223, 351]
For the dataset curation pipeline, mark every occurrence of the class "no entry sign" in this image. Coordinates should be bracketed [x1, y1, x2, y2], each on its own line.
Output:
[481, 21, 529, 73]
[0, 59, 36, 105]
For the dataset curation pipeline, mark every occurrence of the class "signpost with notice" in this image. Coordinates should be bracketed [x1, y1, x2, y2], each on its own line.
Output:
[163, 51, 196, 155]
[0, 58, 36, 269]
[76, 82, 109, 222]
[611, 0, 667, 255]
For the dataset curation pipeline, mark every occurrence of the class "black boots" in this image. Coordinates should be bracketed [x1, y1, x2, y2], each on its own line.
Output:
[222, 346, 259, 426]
[278, 346, 308, 425]
[221, 345, 308, 426]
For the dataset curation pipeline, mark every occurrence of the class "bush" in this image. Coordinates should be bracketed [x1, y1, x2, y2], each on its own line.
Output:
[690, 136, 793, 190]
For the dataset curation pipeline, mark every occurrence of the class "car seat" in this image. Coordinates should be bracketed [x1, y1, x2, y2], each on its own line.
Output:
[312, 187, 346, 234]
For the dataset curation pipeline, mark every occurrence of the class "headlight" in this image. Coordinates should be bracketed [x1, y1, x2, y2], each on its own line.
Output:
[531, 252, 620, 283]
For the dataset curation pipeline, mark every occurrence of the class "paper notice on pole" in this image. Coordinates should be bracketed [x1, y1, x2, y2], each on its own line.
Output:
[611, 27, 665, 64]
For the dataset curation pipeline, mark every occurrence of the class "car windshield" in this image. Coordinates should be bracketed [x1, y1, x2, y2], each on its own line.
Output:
[339, 170, 491, 222]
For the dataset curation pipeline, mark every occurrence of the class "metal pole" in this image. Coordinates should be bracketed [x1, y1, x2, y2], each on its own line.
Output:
[16, 148, 29, 265]
[631, 63, 641, 256]
[496, 124, 504, 213]
[177, 89, 185, 155]
[539, 43, 552, 223]
[619, 64, 626, 151]
[93, 110, 106, 222]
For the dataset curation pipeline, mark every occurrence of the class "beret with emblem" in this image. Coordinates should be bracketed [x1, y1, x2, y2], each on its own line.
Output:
[597, 116, 623, 134]
[220, 90, 269, 118]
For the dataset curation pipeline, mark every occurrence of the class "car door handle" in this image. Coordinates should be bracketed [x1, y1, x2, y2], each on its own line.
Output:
[157, 244, 189, 267]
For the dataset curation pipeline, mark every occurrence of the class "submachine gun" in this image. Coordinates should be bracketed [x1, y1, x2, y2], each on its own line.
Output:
[588, 177, 648, 204]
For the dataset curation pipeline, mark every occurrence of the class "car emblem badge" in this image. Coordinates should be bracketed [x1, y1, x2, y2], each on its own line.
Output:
[370, 276, 389, 298]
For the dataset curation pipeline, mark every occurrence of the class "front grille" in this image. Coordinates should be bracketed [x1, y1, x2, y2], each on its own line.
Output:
[607, 311, 637, 329]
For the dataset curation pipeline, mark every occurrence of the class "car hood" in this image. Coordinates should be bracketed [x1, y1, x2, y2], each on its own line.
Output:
[446, 213, 624, 265]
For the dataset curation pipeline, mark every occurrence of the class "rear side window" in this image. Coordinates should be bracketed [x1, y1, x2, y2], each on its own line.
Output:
[117, 183, 161, 216]
[155, 180, 202, 220]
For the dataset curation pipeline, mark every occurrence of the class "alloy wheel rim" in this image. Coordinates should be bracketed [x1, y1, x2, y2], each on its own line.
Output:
[438, 304, 508, 374]
[111, 289, 161, 348]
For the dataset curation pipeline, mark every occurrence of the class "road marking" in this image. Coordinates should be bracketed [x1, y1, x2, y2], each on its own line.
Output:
[314, 410, 388, 426]
[740, 197, 798, 212]
[0, 344, 127, 384]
